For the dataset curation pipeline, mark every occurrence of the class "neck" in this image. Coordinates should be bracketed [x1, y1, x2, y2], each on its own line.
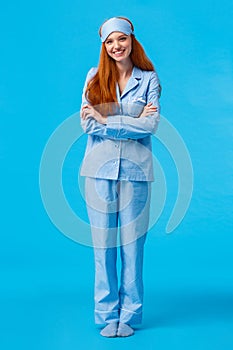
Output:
[116, 59, 133, 78]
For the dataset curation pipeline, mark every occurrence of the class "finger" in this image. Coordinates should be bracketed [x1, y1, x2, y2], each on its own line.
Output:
[82, 110, 91, 119]
[144, 108, 156, 113]
[82, 108, 91, 116]
[145, 110, 156, 116]
[85, 112, 93, 119]
[87, 106, 94, 113]
[81, 110, 86, 119]
[82, 104, 91, 111]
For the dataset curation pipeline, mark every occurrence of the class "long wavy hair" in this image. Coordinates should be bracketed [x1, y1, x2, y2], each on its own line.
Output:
[85, 17, 157, 109]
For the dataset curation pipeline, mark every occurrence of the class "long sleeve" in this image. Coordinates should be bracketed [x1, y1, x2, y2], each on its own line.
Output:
[80, 68, 110, 138]
[106, 72, 161, 139]
[80, 69, 161, 140]
[80, 68, 123, 139]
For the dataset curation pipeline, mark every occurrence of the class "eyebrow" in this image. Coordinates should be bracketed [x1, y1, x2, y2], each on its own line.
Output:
[107, 34, 127, 40]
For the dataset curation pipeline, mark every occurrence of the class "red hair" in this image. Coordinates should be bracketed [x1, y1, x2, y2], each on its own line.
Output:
[85, 17, 156, 108]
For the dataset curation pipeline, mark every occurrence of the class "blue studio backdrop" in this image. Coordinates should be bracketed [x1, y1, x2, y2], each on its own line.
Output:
[0, 1, 232, 350]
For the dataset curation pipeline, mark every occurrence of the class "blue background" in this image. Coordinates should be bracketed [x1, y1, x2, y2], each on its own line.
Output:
[1, 1, 232, 349]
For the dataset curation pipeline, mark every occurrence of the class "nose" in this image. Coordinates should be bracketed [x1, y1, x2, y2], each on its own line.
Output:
[113, 40, 121, 50]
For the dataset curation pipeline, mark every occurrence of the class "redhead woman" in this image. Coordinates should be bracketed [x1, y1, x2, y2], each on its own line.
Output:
[80, 17, 161, 337]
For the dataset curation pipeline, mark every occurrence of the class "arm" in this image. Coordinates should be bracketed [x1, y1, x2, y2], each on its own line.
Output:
[105, 71, 161, 139]
[80, 70, 161, 140]
[80, 72, 130, 140]
[80, 68, 110, 137]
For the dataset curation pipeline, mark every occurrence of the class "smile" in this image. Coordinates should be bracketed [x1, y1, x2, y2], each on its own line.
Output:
[112, 49, 125, 56]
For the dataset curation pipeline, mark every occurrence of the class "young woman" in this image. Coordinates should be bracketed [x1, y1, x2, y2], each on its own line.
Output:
[80, 16, 161, 337]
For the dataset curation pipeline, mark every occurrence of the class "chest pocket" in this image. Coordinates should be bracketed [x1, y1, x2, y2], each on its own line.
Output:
[127, 96, 147, 117]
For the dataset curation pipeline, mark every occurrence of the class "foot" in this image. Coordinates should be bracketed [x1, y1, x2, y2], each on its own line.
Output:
[117, 323, 134, 337]
[100, 322, 118, 338]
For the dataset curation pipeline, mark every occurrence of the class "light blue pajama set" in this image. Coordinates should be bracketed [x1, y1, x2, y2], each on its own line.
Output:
[80, 66, 161, 325]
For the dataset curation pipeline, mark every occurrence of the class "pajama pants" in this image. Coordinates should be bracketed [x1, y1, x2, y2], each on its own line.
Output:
[85, 177, 151, 325]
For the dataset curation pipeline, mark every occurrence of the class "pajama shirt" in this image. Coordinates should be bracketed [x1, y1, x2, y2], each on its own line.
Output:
[80, 65, 161, 324]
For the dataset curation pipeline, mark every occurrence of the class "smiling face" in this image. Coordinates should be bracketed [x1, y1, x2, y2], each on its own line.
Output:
[104, 32, 132, 63]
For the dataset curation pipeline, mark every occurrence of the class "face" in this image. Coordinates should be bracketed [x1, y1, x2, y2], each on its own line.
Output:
[104, 32, 132, 62]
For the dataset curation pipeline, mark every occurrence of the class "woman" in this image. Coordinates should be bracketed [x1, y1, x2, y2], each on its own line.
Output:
[80, 16, 161, 337]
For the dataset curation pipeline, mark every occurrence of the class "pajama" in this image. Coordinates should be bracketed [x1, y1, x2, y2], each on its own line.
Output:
[85, 177, 151, 324]
[80, 66, 161, 326]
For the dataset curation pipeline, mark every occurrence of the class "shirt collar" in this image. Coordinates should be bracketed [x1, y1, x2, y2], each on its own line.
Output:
[132, 66, 143, 80]
[116, 66, 143, 100]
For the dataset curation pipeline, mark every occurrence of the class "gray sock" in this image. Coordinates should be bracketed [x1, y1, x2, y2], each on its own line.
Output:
[100, 322, 118, 337]
[117, 323, 134, 337]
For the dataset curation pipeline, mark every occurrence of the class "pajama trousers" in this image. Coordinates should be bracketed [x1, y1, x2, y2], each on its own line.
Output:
[85, 177, 151, 325]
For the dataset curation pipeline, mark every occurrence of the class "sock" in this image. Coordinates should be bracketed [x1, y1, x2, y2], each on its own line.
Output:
[100, 322, 118, 337]
[117, 323, 134, 337]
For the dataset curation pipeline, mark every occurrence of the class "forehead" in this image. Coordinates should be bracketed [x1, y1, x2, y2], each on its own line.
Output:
[106, 31, 128, 40]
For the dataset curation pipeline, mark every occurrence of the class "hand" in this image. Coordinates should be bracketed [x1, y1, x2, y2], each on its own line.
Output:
[139, 102, 157, 118]
[81, 104, 107, 124]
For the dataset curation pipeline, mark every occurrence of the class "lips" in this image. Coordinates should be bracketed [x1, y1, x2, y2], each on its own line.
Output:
[113, 49, 125, 56]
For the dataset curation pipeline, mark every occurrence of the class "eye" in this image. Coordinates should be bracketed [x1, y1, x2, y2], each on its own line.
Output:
[119, 37, 127, 41]
[106, 40, 112, 44]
